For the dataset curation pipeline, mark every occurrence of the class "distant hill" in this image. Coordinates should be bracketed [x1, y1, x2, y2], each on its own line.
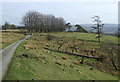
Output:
[68, 24, 118, 34]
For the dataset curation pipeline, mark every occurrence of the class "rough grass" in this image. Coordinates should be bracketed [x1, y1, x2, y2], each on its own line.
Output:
[1, 32, 25, 49]
[3, 32, 118, 80]
[50, 32, 118, 44]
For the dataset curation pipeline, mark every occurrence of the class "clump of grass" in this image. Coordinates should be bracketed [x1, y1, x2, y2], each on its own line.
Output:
[40, 56, 46, 60]
[46, 34, 54, 41]
[46, 44, 50, 47]
[61, 56, 69, 60]
[55, 61, 63, 66]
[24, 45, 29, 50]
[69, 64, 74, 68]
[73, 61, 80, 66]
[84, 61, 91, 66]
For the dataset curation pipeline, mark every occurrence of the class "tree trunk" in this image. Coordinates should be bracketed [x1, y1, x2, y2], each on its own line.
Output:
[97, 21, 101, 42]
[98, 36, 100, 42]
[98, 28, 100, 42]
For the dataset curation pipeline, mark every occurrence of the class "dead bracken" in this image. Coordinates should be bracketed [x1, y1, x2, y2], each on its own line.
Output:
[73, 61, 80, 66]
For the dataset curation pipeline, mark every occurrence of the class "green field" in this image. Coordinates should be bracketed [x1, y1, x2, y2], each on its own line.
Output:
[1, 32, 25, 49]
[50, 32, 118, 44]
[2, 29, 27, 33]
[4, 32, 118, 80]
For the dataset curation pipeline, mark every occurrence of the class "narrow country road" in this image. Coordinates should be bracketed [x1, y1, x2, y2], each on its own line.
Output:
[0, 35, 31, 81]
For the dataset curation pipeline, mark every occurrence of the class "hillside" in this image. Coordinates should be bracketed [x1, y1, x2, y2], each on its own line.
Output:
[4, 32, 118, 80]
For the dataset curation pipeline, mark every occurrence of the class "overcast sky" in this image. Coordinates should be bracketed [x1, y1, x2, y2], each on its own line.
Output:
[2, 0, 118, 25]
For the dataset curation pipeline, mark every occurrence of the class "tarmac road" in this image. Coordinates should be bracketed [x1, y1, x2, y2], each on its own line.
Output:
[0, 35, 31, 81]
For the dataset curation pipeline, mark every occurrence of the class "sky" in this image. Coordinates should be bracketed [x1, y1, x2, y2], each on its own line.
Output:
[1, 0, 118, 25]
[0, 0, 119, 2]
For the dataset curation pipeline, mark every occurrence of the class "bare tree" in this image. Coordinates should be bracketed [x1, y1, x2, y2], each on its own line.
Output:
[21, 11, 40, 32]
[21, 10, 66, 33]
[92, 15, 104, 42]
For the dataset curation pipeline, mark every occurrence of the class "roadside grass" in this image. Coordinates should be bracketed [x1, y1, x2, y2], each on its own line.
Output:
[1, 32, 25, 49]
[4, 32, 118, 80]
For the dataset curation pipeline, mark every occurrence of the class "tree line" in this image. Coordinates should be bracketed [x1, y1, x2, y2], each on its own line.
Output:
[21, 11, 66, 33]
[2, 21, 25, 30]
[2, 21, 16, 30]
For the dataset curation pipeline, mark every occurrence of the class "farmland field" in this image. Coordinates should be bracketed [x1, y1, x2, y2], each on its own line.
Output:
[1, 31, 25, 49]
[3, 32, 118, 80]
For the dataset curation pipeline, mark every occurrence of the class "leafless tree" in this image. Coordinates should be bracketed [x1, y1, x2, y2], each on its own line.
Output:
[21, 11, 40, 32]
[92, 15, 104, 42]
[21, 10, 66, 33]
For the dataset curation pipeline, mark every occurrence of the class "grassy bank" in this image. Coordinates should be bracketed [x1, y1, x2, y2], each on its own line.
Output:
[4, 32, 118, 80]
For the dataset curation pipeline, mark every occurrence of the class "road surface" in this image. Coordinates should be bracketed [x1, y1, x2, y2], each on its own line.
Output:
[0, 35, 31, 81]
